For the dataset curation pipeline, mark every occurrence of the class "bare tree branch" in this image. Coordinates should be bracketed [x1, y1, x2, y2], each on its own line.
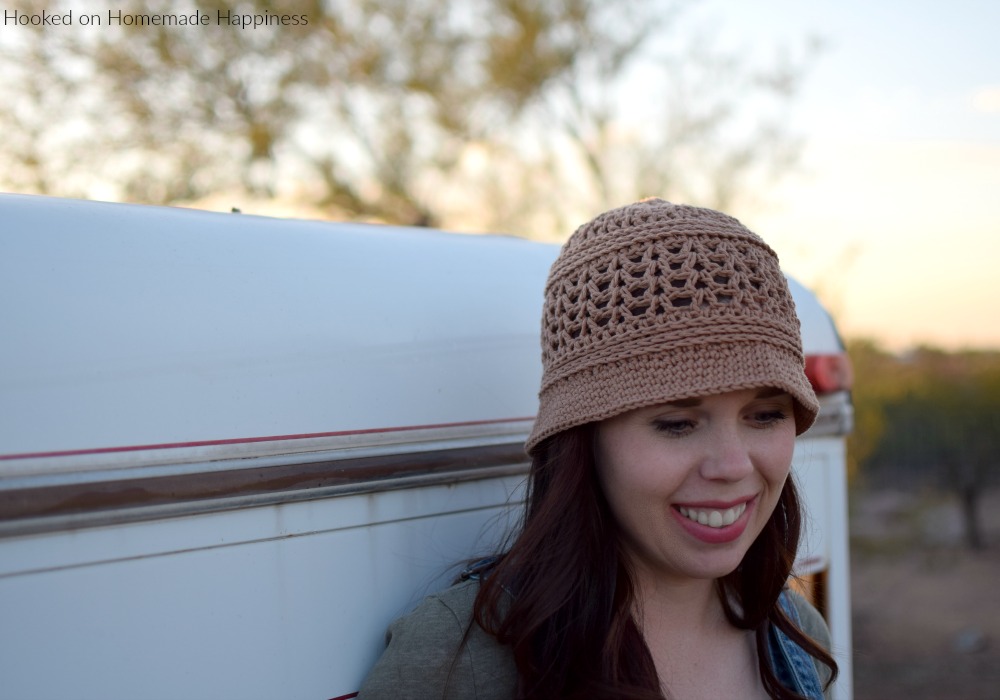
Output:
[0, 0, 816, 235]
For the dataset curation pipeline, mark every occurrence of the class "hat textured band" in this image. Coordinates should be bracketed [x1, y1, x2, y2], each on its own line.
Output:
[525, 199, 818, 454]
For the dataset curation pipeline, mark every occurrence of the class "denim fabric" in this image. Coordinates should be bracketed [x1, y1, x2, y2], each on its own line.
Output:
[768, 591, 826, 699]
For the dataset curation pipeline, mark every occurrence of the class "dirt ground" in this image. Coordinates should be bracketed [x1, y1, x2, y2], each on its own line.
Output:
[849, 488, 1000, 700]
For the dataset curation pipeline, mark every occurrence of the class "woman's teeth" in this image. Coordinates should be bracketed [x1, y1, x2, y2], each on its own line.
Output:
[678, 503, 747, 528]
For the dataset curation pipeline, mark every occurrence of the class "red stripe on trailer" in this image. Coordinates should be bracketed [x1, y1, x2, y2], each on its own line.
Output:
[0, 417, 536, 461]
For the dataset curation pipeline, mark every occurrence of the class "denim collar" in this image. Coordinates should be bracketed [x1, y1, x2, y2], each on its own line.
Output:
[767, 591, 825, 699]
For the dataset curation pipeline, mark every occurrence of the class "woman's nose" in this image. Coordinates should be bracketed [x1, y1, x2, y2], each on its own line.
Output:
[698, 426, 755, 481]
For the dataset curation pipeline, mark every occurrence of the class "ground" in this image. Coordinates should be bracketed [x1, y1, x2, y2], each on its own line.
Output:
[849, 487, 1000, 700]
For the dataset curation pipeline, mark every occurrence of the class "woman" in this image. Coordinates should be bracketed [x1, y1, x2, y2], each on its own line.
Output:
[358, 199, 838, 699]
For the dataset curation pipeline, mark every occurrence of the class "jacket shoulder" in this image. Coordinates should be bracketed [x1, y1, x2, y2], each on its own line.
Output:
[785, 590, 831, 650]
[784, 590, 835, 697]
[357, 580, 517, 700]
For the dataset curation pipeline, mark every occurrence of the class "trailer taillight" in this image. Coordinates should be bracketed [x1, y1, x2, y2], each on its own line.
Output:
[805, 353, 853, 394]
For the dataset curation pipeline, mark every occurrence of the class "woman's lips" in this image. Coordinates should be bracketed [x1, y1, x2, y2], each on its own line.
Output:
[671, 497, 756, 544]
[677, 502, 747, 528]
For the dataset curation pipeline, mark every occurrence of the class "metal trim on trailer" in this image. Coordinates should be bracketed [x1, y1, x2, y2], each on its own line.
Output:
[0, 439, 532, 538]
[0, 392, 852, 538]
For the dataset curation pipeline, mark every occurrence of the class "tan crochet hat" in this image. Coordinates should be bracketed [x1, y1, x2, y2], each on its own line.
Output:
[525, 198, 818, 454]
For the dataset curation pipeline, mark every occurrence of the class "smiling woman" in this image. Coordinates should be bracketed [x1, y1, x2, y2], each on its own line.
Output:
[357, 199, 839, 700]
[596, 388, 797, 583]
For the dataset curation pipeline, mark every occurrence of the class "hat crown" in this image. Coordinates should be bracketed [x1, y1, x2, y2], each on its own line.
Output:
[541, 200, 798, 387]
[526, 199, 818, 454]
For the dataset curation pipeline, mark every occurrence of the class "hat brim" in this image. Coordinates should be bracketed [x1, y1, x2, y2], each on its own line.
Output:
[525, 340, 818, 455]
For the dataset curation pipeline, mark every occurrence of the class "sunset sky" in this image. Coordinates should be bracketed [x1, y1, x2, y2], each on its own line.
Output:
[5, 1, 995, 351]
[693, 0, 999, 350]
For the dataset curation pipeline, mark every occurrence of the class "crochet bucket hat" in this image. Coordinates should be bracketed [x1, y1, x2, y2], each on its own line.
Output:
[525, 198, 818, 454]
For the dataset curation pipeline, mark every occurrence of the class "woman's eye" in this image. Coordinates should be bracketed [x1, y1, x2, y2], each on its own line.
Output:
[652, 419, 696, 436]
[749, 410, 789, 427]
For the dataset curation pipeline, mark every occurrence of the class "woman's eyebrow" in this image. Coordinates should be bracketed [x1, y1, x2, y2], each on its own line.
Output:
[660, 388, 790, 409]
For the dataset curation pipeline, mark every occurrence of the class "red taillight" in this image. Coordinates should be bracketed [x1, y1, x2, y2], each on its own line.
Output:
[805, 353, 853, 394]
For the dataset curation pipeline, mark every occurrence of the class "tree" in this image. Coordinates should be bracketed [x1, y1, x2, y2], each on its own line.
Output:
[846, 339, 897, 483]
[0, 0, 813, 234]
[857, 345, 1000, 550]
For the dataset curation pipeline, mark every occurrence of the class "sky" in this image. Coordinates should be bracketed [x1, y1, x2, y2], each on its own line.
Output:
[687, 0, 1000, 351]
[4, 0, 996, 352]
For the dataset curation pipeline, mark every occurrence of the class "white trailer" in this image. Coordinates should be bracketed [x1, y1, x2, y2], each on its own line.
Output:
[0, 194, 853, 699]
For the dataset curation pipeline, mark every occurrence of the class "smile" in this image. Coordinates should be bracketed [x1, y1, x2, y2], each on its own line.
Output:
[676, 503, 747, 529]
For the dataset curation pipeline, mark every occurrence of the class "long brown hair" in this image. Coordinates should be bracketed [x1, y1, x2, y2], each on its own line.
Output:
[473, 424, 837, 700]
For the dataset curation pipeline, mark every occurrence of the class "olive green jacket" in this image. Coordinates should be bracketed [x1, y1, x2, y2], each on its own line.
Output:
[357, 579, 834, 699]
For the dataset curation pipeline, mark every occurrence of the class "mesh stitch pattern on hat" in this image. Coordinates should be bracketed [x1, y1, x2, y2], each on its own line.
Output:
[525, 198, 818, 454]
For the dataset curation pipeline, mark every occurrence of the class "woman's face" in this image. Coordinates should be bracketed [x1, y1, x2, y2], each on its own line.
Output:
[595, 387, 796, 586]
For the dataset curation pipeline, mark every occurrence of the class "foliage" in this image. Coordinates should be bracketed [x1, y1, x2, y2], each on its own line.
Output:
[0, 0, 814, 234]
[847, 340, 1000, 548]
[849, 342, 1000, 486]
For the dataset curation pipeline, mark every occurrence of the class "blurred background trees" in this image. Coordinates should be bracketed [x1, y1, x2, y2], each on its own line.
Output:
[847, 340, 1000, 550]
[0, 0, 813, 235]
